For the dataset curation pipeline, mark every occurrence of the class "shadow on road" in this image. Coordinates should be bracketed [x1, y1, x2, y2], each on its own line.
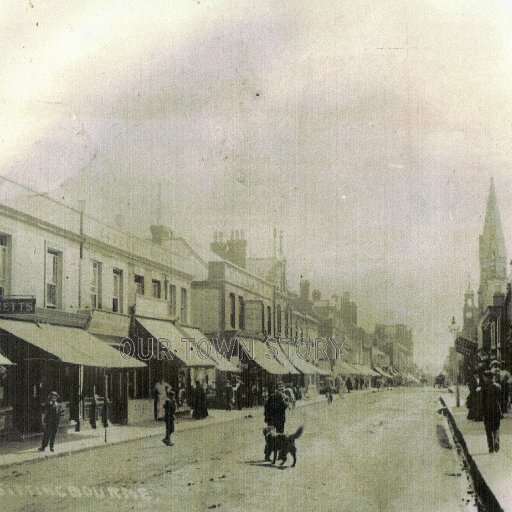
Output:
[244, 460, 289, 470]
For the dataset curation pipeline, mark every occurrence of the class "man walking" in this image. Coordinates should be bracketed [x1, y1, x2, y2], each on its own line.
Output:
[162, 389, 177, 446]
[38, 391, 62, 453]
[264, 381, 289, 434]
[480, 370, 502, 453]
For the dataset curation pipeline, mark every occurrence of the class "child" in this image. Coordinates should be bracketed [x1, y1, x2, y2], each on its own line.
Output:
[162, 389, 177, 446]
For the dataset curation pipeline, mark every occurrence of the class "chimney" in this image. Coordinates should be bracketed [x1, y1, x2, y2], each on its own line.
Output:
[342, 291, 350, 303]
[114, 215, 124, 229]
[210, 231, 228, 260]
[312, 289, 321, 301]
[493, 292, 505, 307]
[150, 225, 171, 246]
[300, 280, 310, 302]
[226, 231, 247, 268]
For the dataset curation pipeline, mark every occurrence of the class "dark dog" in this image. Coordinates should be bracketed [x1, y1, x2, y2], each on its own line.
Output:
[263, 425, 304, 467]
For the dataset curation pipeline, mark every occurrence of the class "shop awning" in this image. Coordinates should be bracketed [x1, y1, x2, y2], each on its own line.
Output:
[136, 318, 215, 368]
[0, 319, 145, 368]
[373, 366, 393, 379]
[360, 365, 381, 377]
[337, 361, 359, 375]
[176, 326, 241, 373]
[352, 364, 380, 377]
[315, 365, 331, 376]
[278, 342, 324, 375]
[0, 352, 15, 366]
[241, 339, 299, 375]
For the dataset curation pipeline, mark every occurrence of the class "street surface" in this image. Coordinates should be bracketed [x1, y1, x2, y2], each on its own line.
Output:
[0, 389, 468, 512]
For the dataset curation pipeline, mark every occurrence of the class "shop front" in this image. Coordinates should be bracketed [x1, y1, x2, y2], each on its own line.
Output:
[132, 317, 217, 421]
[238, 338, 299, 406]
[0, 352, 15, 437]
[0, 318, 146, 435]
[176, 326, 241, 408]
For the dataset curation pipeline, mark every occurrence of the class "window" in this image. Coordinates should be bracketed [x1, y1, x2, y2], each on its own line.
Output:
[285, 310, 289, 337]
[169, 284, 177, 316]
[46, 250, 62, 309]
[134, 274, 145, 295]
[90, 261, 102, 309]
[113, 268, 123, 313]
[267, 305, 272, 335]
[152, 279, 161, 299]
[238, 296, 245, 330]
[276, 305, 282, 334]
[0, 235, 11, 297]
[180, 288, 188, 323]
[229, 293, 236, 329]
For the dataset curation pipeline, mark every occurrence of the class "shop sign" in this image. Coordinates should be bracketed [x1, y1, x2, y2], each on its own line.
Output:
[0, 297, 36, 314]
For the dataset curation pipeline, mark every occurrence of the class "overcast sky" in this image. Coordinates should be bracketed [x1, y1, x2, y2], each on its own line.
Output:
[2, 0, 512, 372]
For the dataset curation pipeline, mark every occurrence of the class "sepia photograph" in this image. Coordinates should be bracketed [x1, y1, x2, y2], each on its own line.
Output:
[0, 1, 511, 511]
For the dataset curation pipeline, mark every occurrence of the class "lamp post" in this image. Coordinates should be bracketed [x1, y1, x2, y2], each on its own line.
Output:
[449, 316, 460, 407]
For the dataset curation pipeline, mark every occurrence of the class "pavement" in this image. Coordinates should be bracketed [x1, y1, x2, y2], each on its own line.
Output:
[442, 387, 512, 512]
[0, 391, 335, 469]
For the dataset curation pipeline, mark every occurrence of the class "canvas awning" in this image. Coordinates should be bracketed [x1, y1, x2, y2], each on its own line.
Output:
[351, 364, 380, 377]
[337, 361, 359, 375]
[373, 366, 393, 379]
[359, 364, 381, 377]
[176, 326, 241, 373]
[315, 366, 331, 376]
[278, 342, 324, 375]
[0, 319, 145, 368]
[241, 338, 299, 375]
[136, 318, 215, 368]
[0, 352, 15, 366]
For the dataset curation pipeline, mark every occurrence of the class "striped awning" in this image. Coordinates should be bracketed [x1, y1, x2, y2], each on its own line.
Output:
[136, 318, 215, 368]
[176, 326, 241, 373]
[0, 319, 145, 368]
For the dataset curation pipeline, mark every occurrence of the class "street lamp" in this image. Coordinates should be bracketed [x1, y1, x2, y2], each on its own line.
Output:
[449, 316, 460, 407]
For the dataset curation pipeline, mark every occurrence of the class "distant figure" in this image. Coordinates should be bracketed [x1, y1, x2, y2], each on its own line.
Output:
[346, 377, 353, 393]
[480, 370, 502, 453]
[162, 389, 177, 446]
[154, 378, 170, 420]
[334, 376, 342, 393]
[250, 382, 260, 407]
[225, 381, 234, 411]
[193, 380, 208, 419]
[234, 378, 244, 410]
[39, 391, 63, 452]
[264, 382, 289, 434]
[284, 385, 296, 408]
[323, 377, 333, 404]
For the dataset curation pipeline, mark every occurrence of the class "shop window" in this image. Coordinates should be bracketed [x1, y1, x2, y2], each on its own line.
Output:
[238, 296, 245, 330]
[46, 250, 62, 309]
[229, 293, 236, 329]
[0, 235, 11, 297]
[181, 288, 188, 323]
[169, 284, 177, 316]
[113, 268, 123, 313]
[152, 279, 161, 299]
[134, 274, 145, 295]
[90, 260, 102, 309]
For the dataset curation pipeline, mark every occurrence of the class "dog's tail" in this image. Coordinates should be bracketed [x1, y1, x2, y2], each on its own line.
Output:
[290, 426, 304, 440]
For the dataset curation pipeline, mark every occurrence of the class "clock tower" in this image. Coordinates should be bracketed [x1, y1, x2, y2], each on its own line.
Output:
[462, 277, 478, 341]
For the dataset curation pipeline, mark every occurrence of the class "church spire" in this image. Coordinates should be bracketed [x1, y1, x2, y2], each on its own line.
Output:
[482, 176, 505, 244]
[478, 177, 507, 313]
